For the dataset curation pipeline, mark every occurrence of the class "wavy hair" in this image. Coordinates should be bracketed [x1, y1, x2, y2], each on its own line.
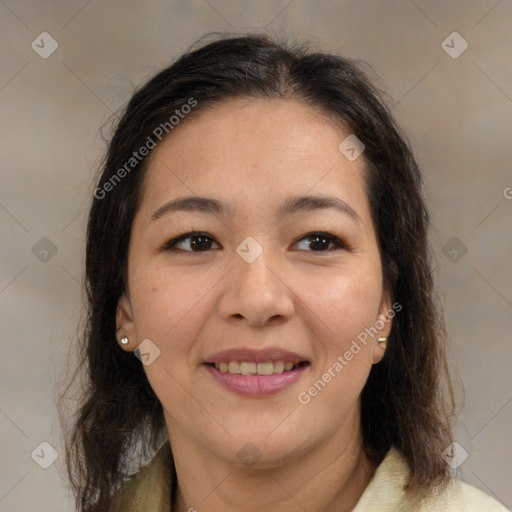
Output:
[58, 32, 457, 511]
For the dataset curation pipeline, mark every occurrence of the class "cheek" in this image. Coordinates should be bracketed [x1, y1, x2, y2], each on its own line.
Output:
[296, 271, 381, 414]
[301, 265, 382, 348]
[130, 266, 212, 352]
[130, 266, 214, 401]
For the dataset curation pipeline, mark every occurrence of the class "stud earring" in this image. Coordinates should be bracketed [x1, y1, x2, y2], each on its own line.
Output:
[378, 337, 387, 349]
[120, 336, 129, 345]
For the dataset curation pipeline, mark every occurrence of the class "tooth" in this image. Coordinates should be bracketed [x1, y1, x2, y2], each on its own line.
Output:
[215, 361, 298, 375]
[240, 362, 257, 375]
[273, 361, 285, 373]
[228, 361, 241, 374]
[257, 362, 274, 375]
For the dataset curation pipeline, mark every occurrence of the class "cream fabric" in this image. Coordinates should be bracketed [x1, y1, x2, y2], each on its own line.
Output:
[351, 448, 509, 512]
[111, 442, 509, 511]
[111, 442, 174, 512]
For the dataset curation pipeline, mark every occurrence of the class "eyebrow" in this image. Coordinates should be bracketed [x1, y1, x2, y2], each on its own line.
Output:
[150, 194, 361, 223]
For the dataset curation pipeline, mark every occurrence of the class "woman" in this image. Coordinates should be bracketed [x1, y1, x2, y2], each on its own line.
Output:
[60, 34, 509, 511]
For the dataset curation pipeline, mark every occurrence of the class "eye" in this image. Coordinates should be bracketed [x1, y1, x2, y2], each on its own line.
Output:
[293, 232, 348, 252]
[162, 231, 220, 253]
[162, 231, 347, 253]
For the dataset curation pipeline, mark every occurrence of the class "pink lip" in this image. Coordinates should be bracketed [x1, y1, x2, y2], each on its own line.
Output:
[205, 347, 307, 364]
[204, 363, 310, 397]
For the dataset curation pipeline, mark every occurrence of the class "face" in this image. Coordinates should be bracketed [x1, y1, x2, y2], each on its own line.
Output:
[117, 98, 392, 468]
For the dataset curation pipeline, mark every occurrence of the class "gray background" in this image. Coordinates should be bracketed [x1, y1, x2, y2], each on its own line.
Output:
[1, 1, 511, 510]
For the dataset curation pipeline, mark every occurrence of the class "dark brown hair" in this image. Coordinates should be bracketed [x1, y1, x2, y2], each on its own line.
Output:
[58, 32, 457, 511]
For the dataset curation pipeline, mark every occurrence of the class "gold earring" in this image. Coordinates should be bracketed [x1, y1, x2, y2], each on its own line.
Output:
[120, 336, 129, 345]
[378, 337, 387, 349]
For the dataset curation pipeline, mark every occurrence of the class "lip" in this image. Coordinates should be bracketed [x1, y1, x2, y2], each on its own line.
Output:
[203, 347, 311, 397]
[204, 362, 310, 397]
[205, 347, 308, 364]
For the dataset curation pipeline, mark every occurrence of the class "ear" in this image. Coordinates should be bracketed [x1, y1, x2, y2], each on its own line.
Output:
[372, 287, 394, 364]
[116, 293, 137, 352]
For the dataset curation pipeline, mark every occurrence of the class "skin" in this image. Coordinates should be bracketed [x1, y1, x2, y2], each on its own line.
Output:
[116, 98, 392, 512]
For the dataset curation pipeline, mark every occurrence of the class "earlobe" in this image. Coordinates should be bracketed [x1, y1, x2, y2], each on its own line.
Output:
[116, 294, 137, 352]
[373, 290, 394, 364]
[372, 315, 391, 364]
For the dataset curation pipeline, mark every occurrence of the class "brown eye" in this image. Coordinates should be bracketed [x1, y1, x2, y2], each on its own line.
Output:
[163, 232, 219, 252]
[294, 232, 347, 252]
[162, 231, 347, 254]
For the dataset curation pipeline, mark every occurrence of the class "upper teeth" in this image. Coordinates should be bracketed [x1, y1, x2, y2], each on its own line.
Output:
[214, 361, 295, 375]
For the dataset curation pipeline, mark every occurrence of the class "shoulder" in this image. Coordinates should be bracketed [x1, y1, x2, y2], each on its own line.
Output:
[352, 446, 510, 512]
[110, 441, 174, 512]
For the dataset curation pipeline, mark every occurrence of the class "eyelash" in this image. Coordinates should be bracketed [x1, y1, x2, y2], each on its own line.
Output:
[161, 231, 348, 253]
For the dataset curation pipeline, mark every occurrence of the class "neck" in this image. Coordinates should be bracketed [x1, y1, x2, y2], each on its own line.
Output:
[167, 408, 377, 512]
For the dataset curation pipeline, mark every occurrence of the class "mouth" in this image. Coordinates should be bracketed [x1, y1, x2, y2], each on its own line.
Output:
[202, 348, 311, 397]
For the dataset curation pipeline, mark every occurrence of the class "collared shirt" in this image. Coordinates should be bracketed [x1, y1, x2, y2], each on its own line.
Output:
[111, 442, 509, 511]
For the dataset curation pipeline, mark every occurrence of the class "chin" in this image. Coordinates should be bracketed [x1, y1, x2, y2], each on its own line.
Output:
[208, 428, 312, 470]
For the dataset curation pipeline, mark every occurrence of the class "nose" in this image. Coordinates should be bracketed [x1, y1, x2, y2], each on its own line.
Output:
[217, 246, 295, 327]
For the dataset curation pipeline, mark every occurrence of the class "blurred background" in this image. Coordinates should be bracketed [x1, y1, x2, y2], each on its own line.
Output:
[1, 1, 511, 510]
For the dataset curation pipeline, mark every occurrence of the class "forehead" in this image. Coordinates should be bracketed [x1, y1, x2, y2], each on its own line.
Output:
[137, 98, 372, 224]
